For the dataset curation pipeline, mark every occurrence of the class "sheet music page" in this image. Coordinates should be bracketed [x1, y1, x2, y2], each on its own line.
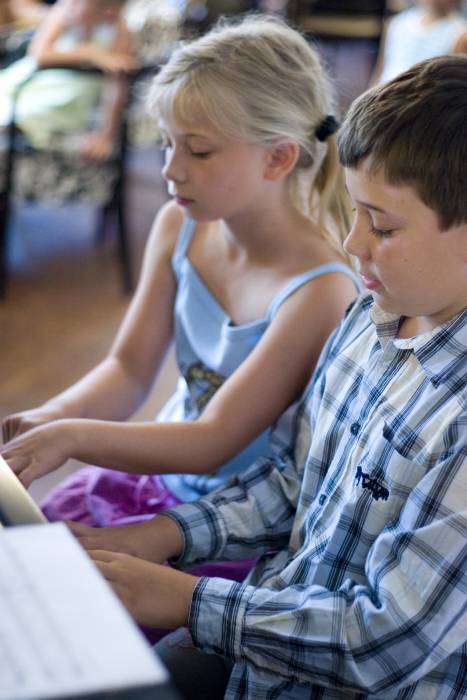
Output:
[0, 523, 168, 699]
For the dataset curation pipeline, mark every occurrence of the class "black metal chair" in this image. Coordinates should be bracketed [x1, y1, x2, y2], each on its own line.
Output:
[0, 64, 155, 298]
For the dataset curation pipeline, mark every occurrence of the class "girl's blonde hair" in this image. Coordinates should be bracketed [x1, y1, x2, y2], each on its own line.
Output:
[148, 14, 352, 253]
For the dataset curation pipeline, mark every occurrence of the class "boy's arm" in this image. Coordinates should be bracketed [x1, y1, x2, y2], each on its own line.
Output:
[187, 449, 466, 694]
[165, 445, 303, 565]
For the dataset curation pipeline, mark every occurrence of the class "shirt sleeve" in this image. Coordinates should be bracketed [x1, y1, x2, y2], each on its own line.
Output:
[187, 450, 467, 695]
[163, 443, 304, 566]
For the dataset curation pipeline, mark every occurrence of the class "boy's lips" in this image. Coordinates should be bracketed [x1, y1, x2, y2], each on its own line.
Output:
[360, 273, 381, 290]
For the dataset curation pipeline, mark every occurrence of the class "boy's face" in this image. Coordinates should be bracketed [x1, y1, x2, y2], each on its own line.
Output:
[344, 162, 467, 334]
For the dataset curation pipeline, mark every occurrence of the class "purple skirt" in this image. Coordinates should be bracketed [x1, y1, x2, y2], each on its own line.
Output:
[42, 466, 257, 582]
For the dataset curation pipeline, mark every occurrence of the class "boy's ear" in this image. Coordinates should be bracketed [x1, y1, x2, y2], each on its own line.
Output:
[264, 141, 300, 181]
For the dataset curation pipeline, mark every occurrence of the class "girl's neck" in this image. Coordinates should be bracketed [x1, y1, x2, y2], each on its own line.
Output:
[219, 195, 315, 261]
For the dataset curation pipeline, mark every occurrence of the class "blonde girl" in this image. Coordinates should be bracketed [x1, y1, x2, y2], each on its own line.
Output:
[2, 17, 359, 578]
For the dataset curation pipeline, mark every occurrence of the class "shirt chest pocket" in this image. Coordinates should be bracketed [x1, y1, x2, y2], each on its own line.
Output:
[352, 423, 429, 534]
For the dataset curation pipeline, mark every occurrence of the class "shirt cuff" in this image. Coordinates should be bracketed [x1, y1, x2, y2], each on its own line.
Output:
[188, 576, 256, 661]
[162, 500, 227, 567]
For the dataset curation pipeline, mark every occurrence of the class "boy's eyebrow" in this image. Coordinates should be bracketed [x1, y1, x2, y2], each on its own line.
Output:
[355, 199, 387, 214]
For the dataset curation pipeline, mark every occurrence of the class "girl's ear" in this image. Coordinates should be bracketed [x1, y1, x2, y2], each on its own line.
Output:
[264, 141, 300, 181]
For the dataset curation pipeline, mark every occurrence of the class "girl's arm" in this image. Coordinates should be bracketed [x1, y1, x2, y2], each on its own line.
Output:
[80, 17, 136, 160]
[2, 265, 357, 486]
[1, 202, 181, 445]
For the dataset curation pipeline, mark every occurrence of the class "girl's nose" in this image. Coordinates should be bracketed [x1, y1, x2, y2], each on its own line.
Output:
[343, 212, 371, 262]
[161, 147, 186, 185]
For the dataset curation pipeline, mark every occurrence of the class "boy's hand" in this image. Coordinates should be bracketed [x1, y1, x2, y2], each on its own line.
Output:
[69, 515, 185, 565]
[0, 420, 73, 486]
[90, 550, 199, 628]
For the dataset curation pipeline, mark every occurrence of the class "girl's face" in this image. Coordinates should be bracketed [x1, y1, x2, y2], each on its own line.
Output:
[159, 113, 274, 223]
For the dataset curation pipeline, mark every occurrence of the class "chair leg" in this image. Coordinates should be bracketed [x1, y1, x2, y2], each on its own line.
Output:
[95, 203, 111, 244]
[0, 191, 10, 299]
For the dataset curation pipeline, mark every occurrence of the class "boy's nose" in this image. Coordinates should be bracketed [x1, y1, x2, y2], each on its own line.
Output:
[343, 215, 371, 262]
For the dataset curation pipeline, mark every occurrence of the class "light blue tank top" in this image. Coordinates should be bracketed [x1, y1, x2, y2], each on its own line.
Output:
[160, 219, 361, 502]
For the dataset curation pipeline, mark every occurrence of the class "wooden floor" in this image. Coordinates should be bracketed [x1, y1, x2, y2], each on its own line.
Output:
[0, 147, 178, 502]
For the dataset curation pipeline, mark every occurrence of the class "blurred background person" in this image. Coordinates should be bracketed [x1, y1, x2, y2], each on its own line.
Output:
[288, 0, 393, 113]
[372, 0, 467, 84]
[0, 0, 135, 159]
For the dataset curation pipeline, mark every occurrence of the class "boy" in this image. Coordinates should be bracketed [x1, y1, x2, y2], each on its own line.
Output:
[74, 55, 467, 699]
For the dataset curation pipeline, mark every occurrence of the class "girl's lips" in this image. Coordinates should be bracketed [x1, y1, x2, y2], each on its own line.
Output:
[174, 195, 194, 207]
[360, 274, 381, 290]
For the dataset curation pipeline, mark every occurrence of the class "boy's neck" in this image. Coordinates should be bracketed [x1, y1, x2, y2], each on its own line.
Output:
[397, 316, 423, 339]
[397, 308, 465, 339]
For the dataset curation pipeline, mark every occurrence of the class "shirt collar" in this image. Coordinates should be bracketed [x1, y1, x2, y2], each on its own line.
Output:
[368, 297, 467, 388]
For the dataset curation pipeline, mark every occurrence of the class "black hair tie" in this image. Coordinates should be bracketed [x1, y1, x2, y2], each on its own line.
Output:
[315, 115, 339, 142]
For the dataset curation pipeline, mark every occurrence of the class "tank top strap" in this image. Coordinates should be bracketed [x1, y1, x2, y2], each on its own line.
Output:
[266, 262, 361, 321]
[172, 218, 197, 277]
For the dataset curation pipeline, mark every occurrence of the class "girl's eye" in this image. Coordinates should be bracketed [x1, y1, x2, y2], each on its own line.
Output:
[191, 150, 213, 159]
[369, 224, 394, 238]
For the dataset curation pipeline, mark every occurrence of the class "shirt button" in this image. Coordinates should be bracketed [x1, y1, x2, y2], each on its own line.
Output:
[318, 494, 326, 506]
[350, 422, 360, 436]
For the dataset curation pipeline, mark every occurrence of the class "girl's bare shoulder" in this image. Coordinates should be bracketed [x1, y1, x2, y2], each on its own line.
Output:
[146, 200, 186, 259]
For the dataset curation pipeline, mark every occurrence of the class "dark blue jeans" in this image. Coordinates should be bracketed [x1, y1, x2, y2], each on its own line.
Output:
[155, 628, 233, 700]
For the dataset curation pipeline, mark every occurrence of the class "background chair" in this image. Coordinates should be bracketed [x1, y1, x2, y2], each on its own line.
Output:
[0, 0, 180, 299]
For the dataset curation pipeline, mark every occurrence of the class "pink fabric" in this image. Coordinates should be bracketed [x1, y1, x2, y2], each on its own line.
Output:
[42, 467, 182, 526]
[42, 465, 256, 579]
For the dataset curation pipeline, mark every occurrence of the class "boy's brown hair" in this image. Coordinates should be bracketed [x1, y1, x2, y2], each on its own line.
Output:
[338, 55, 467, 230]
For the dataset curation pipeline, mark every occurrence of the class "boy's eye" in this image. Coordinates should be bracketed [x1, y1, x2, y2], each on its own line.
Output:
[369, 224, 394, 238]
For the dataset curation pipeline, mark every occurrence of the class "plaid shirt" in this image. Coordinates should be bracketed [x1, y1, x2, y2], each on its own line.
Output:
[166, 295, 467, 699]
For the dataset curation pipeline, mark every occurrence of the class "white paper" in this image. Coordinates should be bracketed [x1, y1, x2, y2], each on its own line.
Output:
[0, 523, 168, 699]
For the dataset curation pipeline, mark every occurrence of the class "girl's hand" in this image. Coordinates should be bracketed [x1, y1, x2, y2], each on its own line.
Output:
[69, 515, 184, 565]
[0, 420, 75, 487]
[2, 405, 65, 443]
[89, 550, 198, 628]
